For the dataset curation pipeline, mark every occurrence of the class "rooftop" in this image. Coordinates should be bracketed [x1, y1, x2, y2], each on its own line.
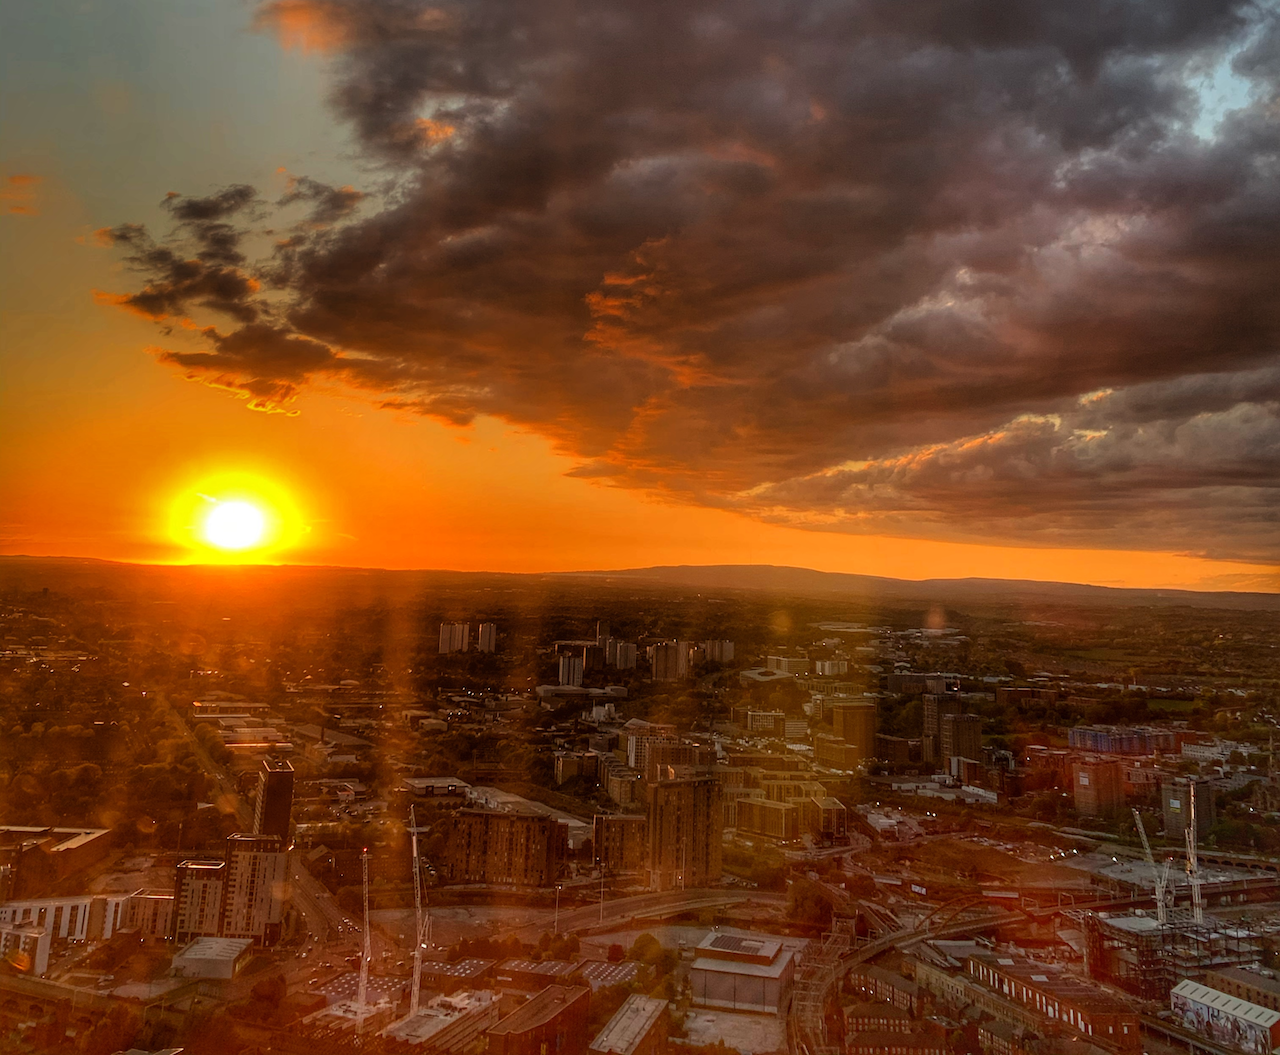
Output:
[590, 995, 667, 1055]
[1173, 979, 1280, 1027]
[174, 937, 253, 962]
[487, 985, 589, 1036]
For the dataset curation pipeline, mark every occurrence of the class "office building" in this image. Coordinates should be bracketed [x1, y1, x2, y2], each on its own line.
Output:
[439, 622, 471, 654]
[766, 655, 808, 675]
[253, 758, 294, 843]
[1073, 759, 1125, 817]
[940, 713, 982, 763]
[440, 808, 568, 886]
[477, 622, 498, 653]
[645, 772, 722, 890]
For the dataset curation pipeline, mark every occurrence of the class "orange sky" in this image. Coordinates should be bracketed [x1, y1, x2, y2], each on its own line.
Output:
[0, 192, 1274, 591]
[2, 1, 1277, 595]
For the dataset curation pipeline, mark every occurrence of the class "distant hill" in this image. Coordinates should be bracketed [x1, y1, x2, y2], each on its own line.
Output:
[2, 556, 1278, 612]
[558, 564, 1280, 611]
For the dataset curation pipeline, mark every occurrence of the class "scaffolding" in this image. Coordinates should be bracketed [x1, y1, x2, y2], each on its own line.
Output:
[790, 918, 855, 1055]
[1084, 908, 1263, 1002]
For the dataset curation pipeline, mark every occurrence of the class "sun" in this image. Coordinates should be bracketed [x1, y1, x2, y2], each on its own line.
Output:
[168, 470, 306, 562]
[203, 500, 267, 551]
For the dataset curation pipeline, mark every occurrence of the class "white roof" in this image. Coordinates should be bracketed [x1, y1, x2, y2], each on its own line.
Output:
[174, 937, 253, 962]
[590, 995, 667, 1055]
[1172, 979, 1280, 1028]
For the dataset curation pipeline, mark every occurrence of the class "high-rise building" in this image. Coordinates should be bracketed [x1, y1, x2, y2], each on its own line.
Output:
[477, 622, 498, 653]
[440, 808, 568, 886]
[831, 702, 877, 761]
[1162, 777, 1216, 838]
[582, 644, 604, 673]
[941, 713, 983, 763]
[221, 834, 289, 945]
[614, 642, 638, 670]
[644, 771, 722, 890]
[439, 622, 471, 653]
[559, 654, 584, 687]
[596, 621, 610, 647]
[593, 814, 648, 874]
[172, 860, 225, 944]
[649, 641, 688, 681]
[172, 834, 289, 946]
[253, 758, 294, 844]
[1073, 759, 1125, 817]
[923, 694, 963, 764]
[702, 640, 735, 664]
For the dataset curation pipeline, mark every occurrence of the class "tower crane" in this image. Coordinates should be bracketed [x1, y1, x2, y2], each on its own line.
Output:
[1131, 809, 1171, 924]
[409, 805, 432, 1017]
[358, 846, 372, 1023]
[1186, 780, 1204, 925]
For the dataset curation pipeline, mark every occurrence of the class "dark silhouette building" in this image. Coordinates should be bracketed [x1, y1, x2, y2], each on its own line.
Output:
[253, 759, 294, 844]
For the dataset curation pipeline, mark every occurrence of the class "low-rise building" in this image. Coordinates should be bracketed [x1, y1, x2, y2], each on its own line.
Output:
[589, 994, 667, 1055]
[1202, 966, 1280, 1013]
[485, 985, 590, 1055]
[1171, 978, 1280, 1055]
[170, 936, 253, 979]
[967, 951, 1140, 1054]
[688, 932, 796, 1015]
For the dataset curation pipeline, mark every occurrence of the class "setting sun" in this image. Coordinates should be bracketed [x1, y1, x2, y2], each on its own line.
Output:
[202, 500, 267, 551]
[166, 470, 306, 562]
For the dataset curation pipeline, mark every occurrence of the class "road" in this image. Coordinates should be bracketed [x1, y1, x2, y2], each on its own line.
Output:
[501, 887, 787, 941]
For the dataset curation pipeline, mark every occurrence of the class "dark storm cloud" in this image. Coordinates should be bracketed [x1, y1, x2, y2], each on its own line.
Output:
[104, 0, 1280, 557]
[277, 175, 365, 224]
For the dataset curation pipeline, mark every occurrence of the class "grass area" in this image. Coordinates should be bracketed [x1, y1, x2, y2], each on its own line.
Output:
[1147, 699, 1198, 712]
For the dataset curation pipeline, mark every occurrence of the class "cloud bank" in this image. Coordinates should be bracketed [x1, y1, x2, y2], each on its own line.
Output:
[102, 0, 1280, 558]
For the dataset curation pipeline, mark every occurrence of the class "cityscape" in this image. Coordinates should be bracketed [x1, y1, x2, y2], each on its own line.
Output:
[4, 0, 1280, 1054]
[0, 560, 1279, 1055]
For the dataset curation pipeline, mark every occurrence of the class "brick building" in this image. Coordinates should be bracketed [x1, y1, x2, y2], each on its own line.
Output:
[439, 808, 568, 886]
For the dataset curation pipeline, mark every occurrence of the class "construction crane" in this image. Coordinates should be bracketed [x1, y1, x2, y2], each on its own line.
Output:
[409, 806, 432, 1018]
[358, 846, 372, 1020]
[1132, 809, 1171, 925]
[1186, 780, 1204, 925]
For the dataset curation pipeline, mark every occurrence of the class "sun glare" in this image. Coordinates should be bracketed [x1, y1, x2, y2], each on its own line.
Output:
[168, 470, 305, 562]
[203, 500, 267, 550]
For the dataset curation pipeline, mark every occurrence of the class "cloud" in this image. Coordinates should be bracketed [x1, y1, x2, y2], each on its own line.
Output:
[102, 0, 1280, 559]
[2, 174, 41, 216]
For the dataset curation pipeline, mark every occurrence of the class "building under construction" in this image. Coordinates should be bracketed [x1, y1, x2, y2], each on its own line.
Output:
[1084, 908, 1263, 1001]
